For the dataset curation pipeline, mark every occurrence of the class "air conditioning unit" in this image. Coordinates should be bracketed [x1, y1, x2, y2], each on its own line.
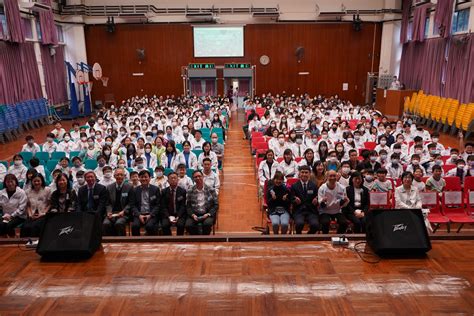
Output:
[20, 1, 51, 12]
[252, 12, 280, 18]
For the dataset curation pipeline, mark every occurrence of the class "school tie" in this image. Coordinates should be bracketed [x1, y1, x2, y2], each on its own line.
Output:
[88, 188, 94, 210]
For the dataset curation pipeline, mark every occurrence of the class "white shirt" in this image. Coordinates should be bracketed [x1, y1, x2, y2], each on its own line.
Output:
[395, 185, 422, 209]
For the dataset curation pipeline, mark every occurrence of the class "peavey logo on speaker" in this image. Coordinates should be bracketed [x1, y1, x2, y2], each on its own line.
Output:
[393, 224, 408, 232]
[58, 226, 74, 236]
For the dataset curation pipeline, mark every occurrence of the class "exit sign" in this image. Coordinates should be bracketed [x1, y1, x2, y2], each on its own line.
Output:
[225, 63, 251, 69]
[189, 63, 215, 69]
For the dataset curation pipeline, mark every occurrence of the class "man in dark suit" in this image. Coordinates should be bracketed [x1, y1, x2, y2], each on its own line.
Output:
[160, 172, 187, 235]
[130, 170, 161, 236]
[103, 168, 134, 236]
[290, 165, 320, 234]
[76, 171, 108, 219]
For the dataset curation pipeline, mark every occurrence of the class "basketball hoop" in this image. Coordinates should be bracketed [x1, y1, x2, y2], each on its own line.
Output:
[100, 76, 109, 87]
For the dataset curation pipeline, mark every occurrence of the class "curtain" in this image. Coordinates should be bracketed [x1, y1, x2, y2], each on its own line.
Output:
[434, 0, 454, 39]
[238, 79, 250, 96]
[0, 18, 4, 40]
[399, 38, 447, 96]
[400, 0, 412, 44]
[39, 0, 58, 45]
[205, 79, 215, 96]
[444, 35, 474, 103]
[41, 45, 67, 105]
[412, 4, 430, 42]
[4, 0, 25, 43]
[0, 42, 42, 104]
[190, 80, 201, 96]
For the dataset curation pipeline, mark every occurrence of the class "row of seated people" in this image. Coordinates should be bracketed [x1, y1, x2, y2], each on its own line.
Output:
[0, 169, 218, 238]
[264, 166, 474, 235]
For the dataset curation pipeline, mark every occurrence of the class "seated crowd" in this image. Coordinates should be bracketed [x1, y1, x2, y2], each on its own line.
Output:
[247, 92, 474, 234]
[0, 95, 227, 237]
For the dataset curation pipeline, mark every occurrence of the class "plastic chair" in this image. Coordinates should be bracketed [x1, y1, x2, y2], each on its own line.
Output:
[0, 161, 8, 169]
[186, 168, 195, 178]
[420, 191, 449, 233]
[35, 151, 50, 162]
[46, 160, 59, 172]
[442, 190, 474, 233]
[84, 159, 98, 170]
[364, 142, 377, 151]
[286, 178, 299, 188]
[69, 151, 81, 159]
[444, 176, 462, 191]
[164, 168, 174, 176]
[465, 177, 474, 214]
[192, 149, 203, 157]
[19, 152, 33, 162]
[51, 151, 66, 160]
[442, 164, 456, 175]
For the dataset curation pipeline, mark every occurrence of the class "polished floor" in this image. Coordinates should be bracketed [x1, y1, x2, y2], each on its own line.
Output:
[0, 240, 473, 315]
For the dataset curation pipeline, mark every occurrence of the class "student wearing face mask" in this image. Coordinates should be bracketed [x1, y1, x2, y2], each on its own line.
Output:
[363, 169, 376, 191]
[337, 162, 352, 189]
[82, 137, 101, 160]
[317, 129, 334, 150]
[446, 148, 461, 165]
[386, 153, 403, 179]
[140, 143, 158, 169]
[72, 170, 86, 193]
[8, 154, 28, 182]
[93, 155, 108, 181]
[99, 166, 116, 186]
[151, 166, 169, 191]
[55, 132, 76, 156]
[446, 159, 468, 183]
[42, 133, 58, 158]
[21, 135, 41, 155]
[270, 133, 289, 158]
[292, 136, 307, 158]
[374, 135, 390, 153]
[406, 154, 427, 174]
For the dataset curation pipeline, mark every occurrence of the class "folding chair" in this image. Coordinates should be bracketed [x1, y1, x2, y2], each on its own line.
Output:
[442, 191, 474, 233]
[84, 159, 98, 170]
[35, 151, 50, 162]
[364, 142, 377, 151]
[51, 151, 66, 160]
[444, 176, 462, 191]
[19, 152, 33, 162]
[369, 191, 391, 209]
[442, 164, 456, 175]
[46, 160, 59, 172]
[286, 177, 299, 188]
[420, 191, 449, 233]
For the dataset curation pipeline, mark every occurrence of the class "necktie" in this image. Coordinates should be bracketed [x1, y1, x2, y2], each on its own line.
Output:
[298, 146, 301, 157]
[114, 186, 122, 212]
[169, 188, 176, 215]
[303, 183, 307, 194]
[88, 188, 94, 210]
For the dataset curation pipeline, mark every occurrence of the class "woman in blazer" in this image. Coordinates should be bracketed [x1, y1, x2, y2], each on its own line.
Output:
[343, 171, 369, 233]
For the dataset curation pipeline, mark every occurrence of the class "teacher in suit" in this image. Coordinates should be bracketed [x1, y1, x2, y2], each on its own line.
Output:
[290, 165, 320, 234]
[103, 168, 134, 236]
[130, 170, 161, 236]
[76, 171, 108, 219]
[160, 172, 187, 236]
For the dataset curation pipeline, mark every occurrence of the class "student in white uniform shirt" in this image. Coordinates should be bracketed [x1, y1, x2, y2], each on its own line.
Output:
[93, 155, 108, 181]
[271, 133, 290, 158]
[151, 166, 169, 191]
[292, 136, 307, 158]
[99, 166, 116, 186]
[176, 164, 194, 191]
[198, 142, 218, 171]
[337, 162, 352, 189]
[318, 170, 350, 234]
[51, 121, 66, 141]
[386, 153, 403, 179]
[42, 133, 58, 157]
[191, 130, 206, 150]
[72, 170, 86, 194]
[57, 133, 79, 156]
[202, 158, 220, 195]
[395, 171, 422, 209]
[298, 149, 317, 172]
[258, 150, 281, 187]
[7, 154, 28, 182]
[279, 149, 299, 180]
[21, 135, 41, 155]
[177, 141, 198, 170]
[446, 159, 469, 182]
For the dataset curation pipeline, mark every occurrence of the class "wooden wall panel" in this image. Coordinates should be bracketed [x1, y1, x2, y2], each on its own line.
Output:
[85, 23, 382, 105]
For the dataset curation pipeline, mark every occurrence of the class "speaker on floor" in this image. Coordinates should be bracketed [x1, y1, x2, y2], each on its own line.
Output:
[365, 209, 431, 256]
[37, 212, 102, 260]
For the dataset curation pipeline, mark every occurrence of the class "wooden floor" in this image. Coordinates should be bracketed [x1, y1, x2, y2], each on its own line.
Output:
[0, 240, 472, 315]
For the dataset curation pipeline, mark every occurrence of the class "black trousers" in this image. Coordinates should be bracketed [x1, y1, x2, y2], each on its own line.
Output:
[161, 217, 186, 236]
[294, 212, 320, 234]
[103, 217, 128, 236]
[131, 216, 159, 236]
[20, 217, 45, 238]
[185, 217, 214, 235]
[344, 213, 366, 233]
[320, 213, 349, 234]
[0, 217, 25, 237]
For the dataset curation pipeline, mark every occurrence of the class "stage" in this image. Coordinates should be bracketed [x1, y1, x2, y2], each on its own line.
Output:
[0, 240, 473, 315]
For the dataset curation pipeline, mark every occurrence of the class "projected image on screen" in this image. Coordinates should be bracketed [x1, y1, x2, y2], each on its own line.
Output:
[194, 27, 244, 57]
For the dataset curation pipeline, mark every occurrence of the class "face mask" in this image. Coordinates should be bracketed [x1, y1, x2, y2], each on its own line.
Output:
[380, 154, 387, 160]
[322, 135, 328, 139]
[211, 138, 218, 143]
[412, 160, 419, 165]
[392, 159, 399, 164]
[104, 150, 111, 156]
[415, 150, 422, 155]
[341, 167, 350, 174]
[47, 138, 54, 143]
[380, 140, 387, 145]
[77, 177, 85, 184]
[312, 139, 318, 144]
[131, 137, 136, 141]
[88, 142, 95, 147]
[365, 175, 373, 182]
[432, 138, 439, 143]
[137, 163, 144, 169]
[458, 165, 465, 169]
[296, 139, 303, 144]
[118, 163, 126, 168]
[354, 136, 360, 141]
[98, 162, 106, 167]
[120, 132, 127, 136]
[435, 160, 443, 165]
[64, 136, 71, 141]
[347, 138, 354, 143]
[451, 154, 458, 160]
[330, 157, 337, 163]
[104, 172, 112, 178]
[370, 157, 377, 162]
[145, 149, 152, 153]
[359, 128, 365, 133]
[278, 139, 285, 145]
[397, 139, 404, 144]
[394, 149, 401, 154]
[14, 160, 22, 166]
[105, 141, 112, 146]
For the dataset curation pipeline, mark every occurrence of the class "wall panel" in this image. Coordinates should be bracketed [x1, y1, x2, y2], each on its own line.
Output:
[85, 23, 381, 105]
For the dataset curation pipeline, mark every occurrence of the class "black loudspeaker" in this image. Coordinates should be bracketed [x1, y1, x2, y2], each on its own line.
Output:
[366, 209, 431, 256]
[37, 212, 102, 260]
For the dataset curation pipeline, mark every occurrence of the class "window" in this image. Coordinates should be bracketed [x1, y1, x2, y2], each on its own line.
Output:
[424, 16, 430, 38]
[22, 18, 33, 39]
[452, 8, 470, 33]
[35, 19, 42, 41]
[56, 24, 64, 43]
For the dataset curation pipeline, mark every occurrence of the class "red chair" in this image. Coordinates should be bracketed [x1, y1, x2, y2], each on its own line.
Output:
[465, 176, 474, 214]
[276, 157, 284, 163]
[420, 191, 449, 233]
[440, 156, 450, 164]
[251, 131, 264, 139]
[255, 157, 264, 172]
[369, 192, 391, 209]
[364, 142, 377, 151]
[444, 176, 462, 191]
[442, 164, 456, 175]
[261, 180, 270, 226]
[295, 157, 303, 163]
[442, 191, 474, 233]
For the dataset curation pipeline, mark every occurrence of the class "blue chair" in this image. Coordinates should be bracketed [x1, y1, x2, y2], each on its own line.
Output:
[46, 160, 59, 172]
[19, 151, 33, 162]
[192, 149, 203, 157]
[35, 151, 50, 162]
[186, 168, 195, 178]
[164, 168, 174, 176]
[51, 151, 66, 160]
[84, 159, 98, 170]
[0, 160, 8, 169]
[69, 151, 81, 159]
